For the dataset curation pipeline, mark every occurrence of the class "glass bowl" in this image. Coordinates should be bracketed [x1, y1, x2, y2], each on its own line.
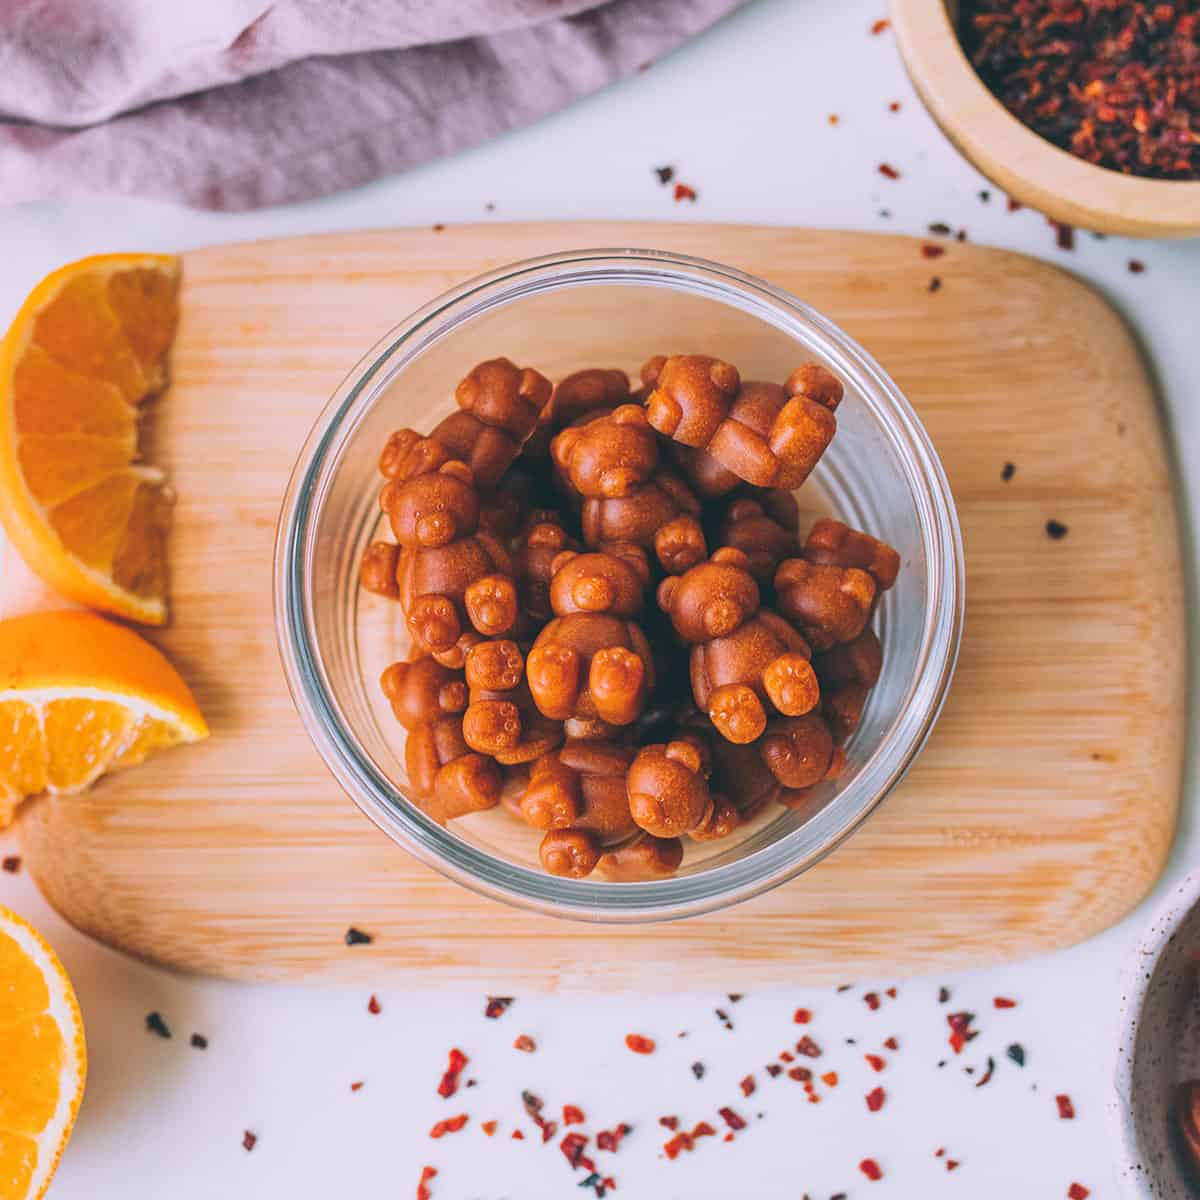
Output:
[274, 248, 964, 922]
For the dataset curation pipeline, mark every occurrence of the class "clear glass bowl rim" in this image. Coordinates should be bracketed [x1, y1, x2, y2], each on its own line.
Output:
[273, 247, 965, 923]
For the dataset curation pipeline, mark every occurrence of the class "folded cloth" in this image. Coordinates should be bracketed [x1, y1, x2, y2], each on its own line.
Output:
[0, 0, 745, 211]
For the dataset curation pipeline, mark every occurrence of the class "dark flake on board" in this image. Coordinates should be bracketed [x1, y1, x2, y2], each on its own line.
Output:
[146, 1011, 171, 1038]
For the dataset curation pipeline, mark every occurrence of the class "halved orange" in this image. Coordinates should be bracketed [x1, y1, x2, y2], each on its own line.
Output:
[0, 906, 86, 1200]
[0, 610, 208, 828]
[0, 254, 181, 625]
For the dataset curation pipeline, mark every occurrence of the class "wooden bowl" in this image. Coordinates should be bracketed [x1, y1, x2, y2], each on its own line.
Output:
[890, 0, 1200, 238]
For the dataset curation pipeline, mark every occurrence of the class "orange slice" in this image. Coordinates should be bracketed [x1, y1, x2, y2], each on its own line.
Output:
[0, 610, 208, 828]
[0, 906, 86, 1200]
[0, 254, 181, 625]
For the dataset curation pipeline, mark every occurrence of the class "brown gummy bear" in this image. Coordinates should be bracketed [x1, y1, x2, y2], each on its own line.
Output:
[823, 682, 870, 744]
[550, 405, 707, 574]
[595, 833, 685, 880]
[462, 639, 563, 765]
[405, 713, 502, 822]
[384, 460, 520, 652]
[360, 540, 400, 598]
[626, 736, 714, 838]
[803, 518, 900, 591]
[380, 654, 468, 730]
[539, 828, 602, 878]
[417, 357, 552, 489]
[758, 712, 838, 790]
[813, 627, 882, 690]
[514, 517, 579, 623]
[689, 793, 741, 841]
[775, 559, 876, 651]
[524, 367, 631, 458]
[526, 548, 656, 727]
[645, 360, 843, 492]
[658, 547, 820, 744]
[641, 354, 742, 448]
[715, 497, 799, 590]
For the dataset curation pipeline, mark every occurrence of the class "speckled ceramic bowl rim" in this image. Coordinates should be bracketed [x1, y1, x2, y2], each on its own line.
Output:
[1110, 869, 1200, 1197]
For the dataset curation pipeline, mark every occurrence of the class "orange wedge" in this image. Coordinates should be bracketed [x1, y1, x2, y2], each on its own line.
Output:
[0, 610, 208, 828]
[0, 254, 181, 625]
[0, 906, 86, 1200]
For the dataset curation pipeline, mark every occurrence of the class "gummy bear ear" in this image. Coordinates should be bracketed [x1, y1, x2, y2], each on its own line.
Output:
[611, 403, 650, 428]
[656, 575, 679, 613]
[550, 426, 580, 469]
[439, 460, 475, 487]
[640, 355, 667, 387]
[607, 541, 651, 587]
[711, 546, 752, 571]
[550, 549, 579, 578]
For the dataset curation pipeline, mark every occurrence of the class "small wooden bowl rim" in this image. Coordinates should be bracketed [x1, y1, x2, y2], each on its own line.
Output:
[890, 0, 1200, 237]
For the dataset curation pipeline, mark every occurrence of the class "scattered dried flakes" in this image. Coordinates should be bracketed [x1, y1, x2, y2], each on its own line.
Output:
[190, 1033, 207, 1050]
[878, 163, 901, 180]
[485, 996, 513, 1018]
[866, 1086, 886, 1112]
[1, 856, 21, 873]
[1046, 519, 1069, 540]
[673, 183, 698, 203]
[1007, 1043, 1027, 1067]
[625, 1033, 656, 1055]
[242, 1130, 257, 1152]
[860, 1158, 884, 1181]
[367, 994, 381, 1015]
[1001, 462, 1016, 482]
[921, 243, 946, 259]
[654, 165, 675, 185]
[1056, 1093, 1076, 1120]
[871, 17, 890, 34]
[344, 926, 372, 946]
[1128, 259, 1147, 274]
[513, 1034, 537, 1053]
[145, 1012, 171, 1039]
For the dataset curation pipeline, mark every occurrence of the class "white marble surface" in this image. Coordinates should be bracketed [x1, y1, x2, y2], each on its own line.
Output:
[0, 0, 1197, 1196]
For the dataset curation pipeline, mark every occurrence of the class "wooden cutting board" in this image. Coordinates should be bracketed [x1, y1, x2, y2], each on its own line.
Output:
[3, 224, 1184, 989]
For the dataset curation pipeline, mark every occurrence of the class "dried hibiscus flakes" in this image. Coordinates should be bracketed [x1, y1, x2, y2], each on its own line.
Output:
[673, 183, 698, 203]
[877, 163, 901, 180]
[417, 1165, 437, 1200]
[625, 1033, 655, 1054]
[560, 1131, 594, 1171]
[242, 1130, 257, 1152]
[740, 1074, 756, 1097]
[860, 1157, 884, 1181]
[1068, 1184, 1090, 1200]
[563, 1104, 586, 1127]
[718, 1106, 747, 1131]
[596, 1123, 631, 1152]
[795, 1036, 822, 1058]
[485, 996, 513, 1018]
[429, 1114, 468, 1139]
[866, 1086, 886, 1112]
[437, 1048, 468, 1098]
[513, 1034, 536, 1053]
[793, 1007, 812, 1024]
[947, 1010, 978, 1054]
[1056, 1093, 1077, 1119]
[960, 0, 1200, 180]
[367, 994, 382, 1015]
[865, 1053, 886, 1073]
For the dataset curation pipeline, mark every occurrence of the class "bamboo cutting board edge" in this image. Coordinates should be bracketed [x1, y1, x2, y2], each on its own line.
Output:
[4, 221, 1185, 988]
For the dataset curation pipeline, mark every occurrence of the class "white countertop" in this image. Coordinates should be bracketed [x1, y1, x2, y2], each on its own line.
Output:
[1, 1, 1197, 1196]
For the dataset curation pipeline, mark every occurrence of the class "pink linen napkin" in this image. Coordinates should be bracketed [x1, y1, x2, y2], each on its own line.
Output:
[0, 0, 745, 210]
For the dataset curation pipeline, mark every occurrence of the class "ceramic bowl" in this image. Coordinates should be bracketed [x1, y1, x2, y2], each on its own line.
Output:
[1112, 870, 1200, 1196]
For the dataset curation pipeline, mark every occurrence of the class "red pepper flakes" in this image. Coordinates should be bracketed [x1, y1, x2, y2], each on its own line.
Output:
[482, 1120, 498, 1137]
[865, 1054, 886, 1073]
[625, 1033, 655, 1054]
[1053, 222, 1077, 251]
[1056, 1093, 1076, 1119]
[367, 994, 381, 1015]
[796, 1036, 822, 1058]
[889, 100, 902, 112]
[779, 1051, 795, 1063]
[871, 17, 891, 34]
[522, 1090, 558, 1143]
[860, 1158, 884, 1181]
[883, 1036, 899, 1051]
[864, 991, 881, 1010]
[976, 1056, 997, 1087]
[512, 1129, 525, 1140]
[793, 1007, 812, 1024]
[929, 221, 953, 235]
[663, 1131, 693, 1160]
[658, 1115, 679, 1131]
[1129, 259, 1147, 273]
[1, 855, 21, 873]
[560, 1132, 594, 1171]
[654, 165, 675, 185]
[936, 1147, 945, 1157]
[939, 986, 952, 1003]
[350, 1081, 364, 1092]
[821, 1072, 839, 1087]
[723, 1132, 735, 1143]
[960, 2, 1200, 181]
[242, 1130, 257, 1152]
[740, 1075, 756, 1097]
[922, 243, 947, 259]
[947, 1011, 978, 1054]
[417, 1165, 437, 1200]
[877, 163, 901, 180]
[437, 1048, 468, 1098]
[766, 1064, 783, 1078]
[1068, 1185, 1090, 1200]
[829, 114, 841, 125]
[513, 1034, 536, 1053]
[866, 1086, 886, 1112]
[1007, 196, 1023, 212]
[596, 1123, 631, 1152]
[718, 1106, 747, 1131]
[673, 183, 698, 203]
[947, 1159, 961, 1172]
[928, 276, 943, 293]
[693, 1121, 717, 1139]
[430, 1114, 468, 1139]
[563, 1105, 586, 1127]
[485, 996, 513, 1018]
[885, 987, 897, 998]
[788, 1066, 813, 1082]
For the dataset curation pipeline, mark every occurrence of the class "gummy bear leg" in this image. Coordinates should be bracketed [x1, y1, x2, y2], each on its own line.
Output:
[526, 643, 583, 721]
[762, 652, 821, 716]
[654, 516, 707, 575]
[707, 683, 767, 744]
[589, 646, 647, 726]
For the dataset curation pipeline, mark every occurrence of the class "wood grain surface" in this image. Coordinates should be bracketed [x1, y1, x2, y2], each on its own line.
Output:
[4, 224, 1185, 988]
